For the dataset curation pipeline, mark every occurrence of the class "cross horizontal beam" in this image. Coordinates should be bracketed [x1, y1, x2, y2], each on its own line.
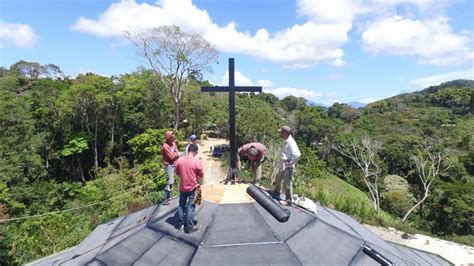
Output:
[201, 86, 262, 92]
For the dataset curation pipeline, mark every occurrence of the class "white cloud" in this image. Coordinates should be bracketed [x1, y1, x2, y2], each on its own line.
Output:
[329, 74, 343, 80]
[71, 0, 350, 68]
[264, 87, 336, 103]
[257, 79, 274, 87]
[219, 70, 253, 86]
[0, 21, 38, 48]
[297, 0, 369, 23]
[218, 70, 335, 103]
[362, 16, 473, 66]
[70, 0, 211, 38]
[204, 22, 350, 68]
[410, 68, 474, 88]
[70, 0, 469, 68]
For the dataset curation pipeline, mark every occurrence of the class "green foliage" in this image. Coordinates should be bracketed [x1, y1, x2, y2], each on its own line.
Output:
[60, 136, 89, 157]
[297, 145, 327, 179]
[296, 106, 328, 146]
[300, 177, 376, 221]
[0, 78, 46, 184]
[235, 97, 282, 145]
[328, 103, 361, 122]
[280, 95, 307, 112]
[382, 191, 414, 218]
[127, 128, 183, 164]
[427, 181, 474, 236]
[181, 79, 213, 134]
[6, 213, 92, 264]
[1, 59, 472, 263]
[118, 69, 172, 135]
[431, 87, 473, 114]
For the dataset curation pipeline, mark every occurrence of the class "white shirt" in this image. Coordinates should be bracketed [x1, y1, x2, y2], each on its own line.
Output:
[280, 135, 301, 170]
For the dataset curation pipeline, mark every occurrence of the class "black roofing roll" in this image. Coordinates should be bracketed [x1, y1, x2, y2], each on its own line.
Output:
[246, 184, 290, 223]
[362, 245, 393, 266]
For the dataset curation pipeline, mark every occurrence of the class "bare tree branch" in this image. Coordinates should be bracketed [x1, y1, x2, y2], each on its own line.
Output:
[334, 135, 383, 215]
[126, 26, 218, 129]
[402, 146, 450, 222]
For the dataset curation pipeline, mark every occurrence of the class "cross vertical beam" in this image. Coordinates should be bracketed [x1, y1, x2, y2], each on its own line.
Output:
[228, 58, 236, 170]
[201, 58, 262, 184]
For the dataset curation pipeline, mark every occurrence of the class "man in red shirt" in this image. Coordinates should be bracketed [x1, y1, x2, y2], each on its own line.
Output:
[175, 143, 204, 233]
[237, 142, 267, 185]
[162, 131, 179, 205]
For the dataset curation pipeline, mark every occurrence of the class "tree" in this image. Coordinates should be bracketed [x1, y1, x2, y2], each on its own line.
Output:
[126, 25, 218, 130]
[381, 175, 415, 218]
[181, 78, 212, 134]
[402, 146, 450, 222]
[296, 106, 327, 147]
[235, 98, 282, 145]
[280, 95, 307, 112]
[26, 79, 68, 170]
[334, 135, 383, 215]
[9, 61, 65, 92]
[328, 103, 361, 122]
[58, 73, 116, 175]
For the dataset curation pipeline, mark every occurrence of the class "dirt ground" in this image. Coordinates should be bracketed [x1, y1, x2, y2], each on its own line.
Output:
[363, 224, 474, 265]
[195, 137, 228, 185]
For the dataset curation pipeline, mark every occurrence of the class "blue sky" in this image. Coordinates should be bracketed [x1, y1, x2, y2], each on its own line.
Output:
[1, 0, 473, 105]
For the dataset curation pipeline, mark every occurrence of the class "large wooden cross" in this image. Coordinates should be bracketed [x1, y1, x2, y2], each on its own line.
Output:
[201, 58, 262, 183]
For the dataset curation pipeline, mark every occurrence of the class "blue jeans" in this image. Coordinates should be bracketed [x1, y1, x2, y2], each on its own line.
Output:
[176, 190, 196, 229]
[164, 165, 175, 199]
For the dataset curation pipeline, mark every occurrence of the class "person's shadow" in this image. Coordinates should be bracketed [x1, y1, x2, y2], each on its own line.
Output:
[165, 213, 197, 228]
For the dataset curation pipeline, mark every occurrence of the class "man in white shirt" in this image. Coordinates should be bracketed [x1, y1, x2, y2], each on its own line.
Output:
[273, 126, 301, 205]
[185, 134, 201, 159]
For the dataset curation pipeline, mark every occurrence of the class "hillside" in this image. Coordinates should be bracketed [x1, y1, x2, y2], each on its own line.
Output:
[1, 61, 473, 264]
[327, 79, 473, 244]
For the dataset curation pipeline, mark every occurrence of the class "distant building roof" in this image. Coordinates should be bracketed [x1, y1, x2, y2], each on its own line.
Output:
[31, 185, 449, 265]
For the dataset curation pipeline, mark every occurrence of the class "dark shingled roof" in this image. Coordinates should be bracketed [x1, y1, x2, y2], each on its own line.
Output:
[31, 197, 450, 265]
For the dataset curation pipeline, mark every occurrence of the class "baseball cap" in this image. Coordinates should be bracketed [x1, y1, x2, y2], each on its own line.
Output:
[189, 134, 197, 141]
[249, 147, 258, 156]
[278, 126, 292, 134]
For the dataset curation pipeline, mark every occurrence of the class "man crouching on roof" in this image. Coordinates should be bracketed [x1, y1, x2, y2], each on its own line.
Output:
[175, 144, 204, 233]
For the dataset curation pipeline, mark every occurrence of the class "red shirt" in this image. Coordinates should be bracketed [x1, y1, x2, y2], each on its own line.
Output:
[238, 142, 267, 162]
[176, 155, 204, 192]
[162, 141, 179, 166]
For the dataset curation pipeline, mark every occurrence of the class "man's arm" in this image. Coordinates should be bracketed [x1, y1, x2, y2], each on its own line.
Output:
[196, 160, 204, 178]
[175, 160, 181, 176]
[162, 143, 174, 162]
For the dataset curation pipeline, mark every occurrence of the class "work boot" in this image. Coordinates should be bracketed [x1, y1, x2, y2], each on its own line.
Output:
[184, 225, 200, 234]
[175, 222, 184, 230]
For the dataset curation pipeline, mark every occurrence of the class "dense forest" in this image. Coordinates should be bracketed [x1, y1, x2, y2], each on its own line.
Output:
[0, 61, 473, 264]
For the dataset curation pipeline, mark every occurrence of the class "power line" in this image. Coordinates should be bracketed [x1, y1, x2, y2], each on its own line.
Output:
[0, 172, 165, 223]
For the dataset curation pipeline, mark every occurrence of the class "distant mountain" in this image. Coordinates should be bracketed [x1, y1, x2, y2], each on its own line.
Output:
[306, 100, 328, 108]
[346, 101, 366, 109]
